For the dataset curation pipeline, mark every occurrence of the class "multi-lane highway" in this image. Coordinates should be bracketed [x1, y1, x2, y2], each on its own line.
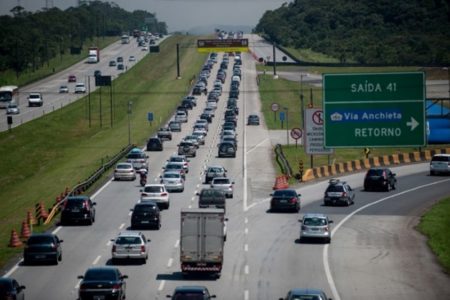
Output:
[3, 48, 450, 300]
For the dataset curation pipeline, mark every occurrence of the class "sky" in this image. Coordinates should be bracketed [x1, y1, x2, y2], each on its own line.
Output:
[0, 0, 290, 32]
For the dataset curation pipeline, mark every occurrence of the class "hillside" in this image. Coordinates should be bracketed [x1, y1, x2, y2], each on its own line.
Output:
[255, 0, 450, 65]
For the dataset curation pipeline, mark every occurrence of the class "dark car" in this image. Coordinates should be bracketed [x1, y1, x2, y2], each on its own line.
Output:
[94, 70, 101, 77]
[169, 121, 182, 132]
[197, 188, 226, 210]
[181, 99, 194, 109]
[247, 114, 260, 125]
[323, 179, 355, 206]
[60, 195, 96, 225]
[200, 113, 213, 123]
[364, 167, 397, 191]
[270, 189, 301, 212]
[131, 201, 161, 229]
[78, 267, 128, 300]
[147, 137, 163, 151]
[117, 63, 124, 70]
[157, 127, 172, 141]
[23, 233, 63, 265]
[192, 83, 206, 95]
[0, 278, 25, 300]
[167, 285, 216, 300]
[279, 288, 331, 300]
[218, 142, 236, 158]
[117, 56, 124, 63]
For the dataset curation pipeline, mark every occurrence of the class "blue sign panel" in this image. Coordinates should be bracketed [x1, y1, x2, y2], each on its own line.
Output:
[147, 112, 153, 122]
[279, 111, 285, 121]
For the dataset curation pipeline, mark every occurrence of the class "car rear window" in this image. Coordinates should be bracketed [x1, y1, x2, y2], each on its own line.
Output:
[304, 218, 327, 226]
[273, 190, 297, 197]
[27, 236, 54, 244]
[116, 236, 142, 245]
[134, 205, 156, 212]
[127, 153, 145, 159]
[163, 173, 180, 179]
[367, 169, 384, 176]
[432, 156, 450, 162]
[117, 164, 131, 169]
[326, 185, 344, 192]
[84, 269, 117, 281]
[144, 186, 164, 193]
[173, 293, 204, 300]
[65, 199, 84, 208]
[213, 178, 229, 184]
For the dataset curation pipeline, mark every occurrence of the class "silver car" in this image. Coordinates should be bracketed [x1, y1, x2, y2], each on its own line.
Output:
[160, 171, 184, 192]
[210, 177, 234, 198]
[111, 231, 150, 264]
[6, 102, 20, 115]
[192, 131, 206, 145]
[166, 155, 190, 173]
[140, 184, 170, 209]
[299, 213, 333, 243]
[114, 162, 136, 181]
[430, 154, 450, 175]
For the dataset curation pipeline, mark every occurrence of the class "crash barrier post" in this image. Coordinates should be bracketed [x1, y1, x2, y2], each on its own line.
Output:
[9, 230, 23, 248]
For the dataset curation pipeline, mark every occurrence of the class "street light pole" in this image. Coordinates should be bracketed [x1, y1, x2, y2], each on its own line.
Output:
[127, 101, 132, 145]
[284, 107, 289, 145]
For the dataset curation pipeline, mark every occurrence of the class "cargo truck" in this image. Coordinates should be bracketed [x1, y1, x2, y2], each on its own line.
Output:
[87, 47, 100, 63]
[180, 208, 226, 278]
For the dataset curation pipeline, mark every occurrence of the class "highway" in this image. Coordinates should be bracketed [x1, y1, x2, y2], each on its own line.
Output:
[2, 49, 450, 300]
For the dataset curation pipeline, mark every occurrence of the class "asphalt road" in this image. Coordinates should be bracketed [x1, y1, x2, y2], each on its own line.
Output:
[3, 52, 450, 300]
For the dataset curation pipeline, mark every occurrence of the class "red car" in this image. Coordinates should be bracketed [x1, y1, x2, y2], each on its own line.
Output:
[68, 75, 76, 82]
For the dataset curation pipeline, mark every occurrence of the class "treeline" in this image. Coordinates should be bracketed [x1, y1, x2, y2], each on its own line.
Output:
[255, 0, 450, 65]
[0, 1, 167, 74]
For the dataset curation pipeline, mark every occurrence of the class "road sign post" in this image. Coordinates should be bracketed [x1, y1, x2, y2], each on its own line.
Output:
[323, 72, 425, 147]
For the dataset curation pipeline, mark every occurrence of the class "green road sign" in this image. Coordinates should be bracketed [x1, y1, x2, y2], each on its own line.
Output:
[323, 72, 425, 148]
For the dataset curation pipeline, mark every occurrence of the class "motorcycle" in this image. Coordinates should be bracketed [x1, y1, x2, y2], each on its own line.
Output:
[139, 168, 148, 186]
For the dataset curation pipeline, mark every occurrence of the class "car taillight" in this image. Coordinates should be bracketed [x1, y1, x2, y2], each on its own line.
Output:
[51, 243, 57, 250]
[289, 197, 297, 204]
[112, 245, 116, 252]
[342, 192, 347, 197]
[79, 284, 88, 292]
[301, 225, 307, 230]
[382, 171, 387, 180]
[161, 193, 168, 196]
[141, 245, 146, 253]
[112, 283, 121, 293]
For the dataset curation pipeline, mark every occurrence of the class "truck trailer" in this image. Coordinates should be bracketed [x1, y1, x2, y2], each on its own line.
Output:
[180, 208, 226, 278]
[87, 47, 100, 63]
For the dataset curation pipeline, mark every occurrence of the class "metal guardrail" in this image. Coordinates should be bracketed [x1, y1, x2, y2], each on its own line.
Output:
[274, 144, 293, 178]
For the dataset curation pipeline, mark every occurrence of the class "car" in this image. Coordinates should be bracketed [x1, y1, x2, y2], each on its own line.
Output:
[169, 120, 182, 132]
[0, 277, 26, 300]
[157, 127, 172, 141]
[125, 148, 148, 170]
[78, 267, 127, 300]
[27, 92, 43, 107]
[6, 102, 20, 115]
[270, 189, 301, 212]
[129, 55, 136, 62]
[221, 129, 236, 139]
[140, 184, 170, 209]
[247, 114, 260, 125]
[68, 74, 76, 82]
[430, 153, 450, 175]
[109, 60, 117, 67]
[142, 46, 148, 51]
[299, 213, 333, 243]
[203, 107, 215, 118]
[60, 195, 96, 225]
[183, 95, 197, 106]
[192, 125, 208, 136]
[59, 85, 69, 93]
[192, 83, 206, 95]
[131, 201, 161, 229]
[218, 142, 237, 158]
[191, 131, 206, 145]
[23, 233, 63, 265]
[117, 63, 124, 70]
[194, 119, 209, 130]
[163, 162, 187, 180]
[94, 70, 101, 77]
[178, 141, 197, 157]
[147, 137, 163, 151]
[74, 82, 86, 93]
[197, 188, 226, 210]
[323, 178, 355, 206]
[183, 135, 200, 149]
[117, 56, 123, 63]
[167, 286, 216, 300]
[166, 155, 190, 173]
[210, 177, 234, 198]
[175, 111, 188, 123]
[181, 99, 194, 110]
[160, 171, 185, 192]
[111, 231, 150, 264]
[279, 288, 332, 300]
[114, 162, 136, 181]
[206, 100, 218, 110]
[364, 167, 397, 191]
[200, 113, 213, 123]
[204, 165, 227, 183]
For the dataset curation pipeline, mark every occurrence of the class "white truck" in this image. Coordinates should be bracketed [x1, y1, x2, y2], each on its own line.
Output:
[180, 208, 226, 278]
[121, 34, 130, 44]
[87, 47, 100, 63]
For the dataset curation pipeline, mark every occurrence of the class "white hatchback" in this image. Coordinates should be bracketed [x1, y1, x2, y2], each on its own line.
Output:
[140, 184, 170, 209]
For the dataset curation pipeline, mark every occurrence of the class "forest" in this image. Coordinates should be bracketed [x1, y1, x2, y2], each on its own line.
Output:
[0, 1, 167, 75]
[255, 0, 450, 65]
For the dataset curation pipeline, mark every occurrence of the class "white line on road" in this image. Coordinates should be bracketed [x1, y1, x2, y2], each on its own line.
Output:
[244, 217, 248, 224]
[92, 255, 101, 265]
[245, 265, 249, 274]
[119, 223, 125, 230]
[245, 228, 248, 235]
[106, 241, 112, 247]
[188, 205, 192, 209]
[174, 239, 180, 248]
[244, 290, 249, 300]
[244, 244, 248, 252]
[52, 226, 62, 234]
[167, 258, 173, 268]
[324, 178, 450, 300]
[158, 280, 166, 291]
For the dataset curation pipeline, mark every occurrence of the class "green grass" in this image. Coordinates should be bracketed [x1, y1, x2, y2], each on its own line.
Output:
[284, 47, 341, 63]
[417, 197, 450, 274]
[0, 36, 119, 86]
[0, 35, 206, 267]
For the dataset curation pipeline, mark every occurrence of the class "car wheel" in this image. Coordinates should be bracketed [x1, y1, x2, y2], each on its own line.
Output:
[392, 182, 396, 190]
[165, 202, 170, 210]
[86, 218, 93, 226]
[430, 171, 435, 176]
[326, 237, 331, 244]
[58, 253, 62, 262]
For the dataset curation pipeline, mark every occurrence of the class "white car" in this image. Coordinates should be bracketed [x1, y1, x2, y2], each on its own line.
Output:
[191, 131, 206, 145]
[111, 231, 150, 264]
[430, 154, 450, 175]
[114, 162, 136, 181]
[28, 92, 43, 107]
[175, 111, 188, 123]
[6, 102, 20, 115]
[59, 85, 69, 93]
[160, 171, 184, 192]
[74, 82, 86, 93]
[129, 55, 136, 62]
[166, 155, 189, 173]
[140, 184, 170, 209]
[210, 177, 234, 198]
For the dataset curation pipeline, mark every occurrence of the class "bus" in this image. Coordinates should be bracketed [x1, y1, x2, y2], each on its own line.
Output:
[0, 85, 19, 109]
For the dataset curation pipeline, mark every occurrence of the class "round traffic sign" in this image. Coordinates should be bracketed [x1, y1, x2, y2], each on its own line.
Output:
[271, 103, 279, 112]
[290, 128, 302, 140]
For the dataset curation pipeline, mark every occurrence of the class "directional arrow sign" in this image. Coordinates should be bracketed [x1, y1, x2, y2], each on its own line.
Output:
[323, 72, 425, 147]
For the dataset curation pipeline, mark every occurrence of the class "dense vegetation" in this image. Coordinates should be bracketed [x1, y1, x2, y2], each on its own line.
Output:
[0, 1, 167, 76]
[255, 0, 450, 65]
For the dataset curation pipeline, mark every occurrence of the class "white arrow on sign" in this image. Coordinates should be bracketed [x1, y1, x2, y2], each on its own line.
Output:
[406, 117, 419, 131]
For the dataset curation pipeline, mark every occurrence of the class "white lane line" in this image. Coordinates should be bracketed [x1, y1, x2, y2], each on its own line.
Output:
[91, 178, 113, 199]
[106, 241, 112, 247]
[167, 258, 173, 268]
[119, 223, 125, 230]
[244, 244, 248, 252]
[324, 178, 450, 300]
[245, 228, 248, 235]
[75, 280, 82, 289]
[244, 217, 248, 224]
[191, 196, 195, 202]
[3, 264, 20, 278]
[245, 265, 249, 274]
[174, 239, 180, 248]
[246, 138, 269, 155]
[52, 226, 62, 234]
[188, 205, 192, 209]
[158, 280, 166, 291]
[128, 211, 132, 216]
[92, 255, 101, 265]
[244, 290, 249, 300]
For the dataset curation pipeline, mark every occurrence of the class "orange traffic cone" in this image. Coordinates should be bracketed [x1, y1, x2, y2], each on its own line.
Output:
[27, 210, 37, 225]
[9, 230, 23, 247]
[20, 221, 31, 239]
[39, 203, 49, 219]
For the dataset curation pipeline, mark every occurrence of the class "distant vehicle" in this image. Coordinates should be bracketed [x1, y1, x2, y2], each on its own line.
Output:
[191, 131, 206, 145]
[121, 34, 130, 44]
[163, 162, 187, 180]
[93, 70, 101, 77]
[0, 85, 19, 109]
[78, 267, 127, 300]
[218, 142, 236, 158]
[247, 114, 260, 125]
[210, 177, 234, 198]
[180, 209, 226, 277]
[197, 188, 226, 211]
[430, 154, 450, 175]
[204, 165, 227, 183]
[160, 171, 185, 192]
[175, 111, 188, 123]
[364, 167, 397, 191]
[87, 46, 100, 63]
[60, 195, 96, 225]
[117, 63, 124, 70]
[0, 277, 26, 300]
[178, 141, 197, 157]
[111, 231, 150, 264]
[270, 189, 301, 212]
[140, 184, 170, 209]
[147, 137, 163, 151]
[6, 102, 20, 115]
[74, 83, 86, 93]
[116, 56, 123, 63]
[131, 201, 161, 230]
[125, 147, 148, 170]
[166, 155, 190, 173]
[23, 233, 63, 265]
[114, 162, 136, 181]
[167, 286, 216, 300]
[168, 121, 181, 132]
[27, 92, 43, 107]
[299, 213, 333, 243]
[59, 85, 69, 93]
[68, 75, 77, 82]
[109, 60, 117, 67]
[157, 127, 172, 141]
[141, 46, 148, 51]
[279, 288, 332, 300]
[128, 55, 136, 62]
[323, 179, 355, 206]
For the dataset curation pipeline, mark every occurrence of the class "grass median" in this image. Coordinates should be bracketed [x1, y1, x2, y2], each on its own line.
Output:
[0, 35, 206, 268]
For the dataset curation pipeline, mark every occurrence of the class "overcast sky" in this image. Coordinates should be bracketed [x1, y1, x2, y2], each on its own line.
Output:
[0, 0, 290, 32]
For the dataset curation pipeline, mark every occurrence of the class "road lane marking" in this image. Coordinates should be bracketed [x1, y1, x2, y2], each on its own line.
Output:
[174, 239, 180, 248]
[244, 244, 248, 252]
[158, 280, 165, 291]
[92, 255, 101, 265]
[245, 228, 248, 235]
[52, 226, 62, 234]
[119, 223, 125, 230]
[245, 265, 249, 274]
[75, 280, 82, 289]
[244, 217, 248, 224]
[167, 258, 173, 267]
[188, 205, 192, 208]
[323, 178, 450, 300]
[244, 290, 249, 300]
[3, 264, 20, 278]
